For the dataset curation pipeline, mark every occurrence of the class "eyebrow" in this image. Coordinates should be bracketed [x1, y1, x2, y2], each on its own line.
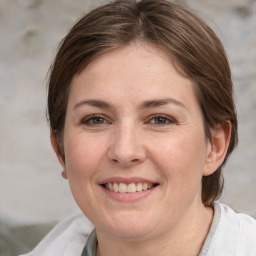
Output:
[73, 98, 187, 110]
[73, 99, 113, 110]
[139, 98, 187, 110]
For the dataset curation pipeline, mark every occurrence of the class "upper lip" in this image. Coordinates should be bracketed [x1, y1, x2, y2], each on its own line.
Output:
[99, 177, 159, 185]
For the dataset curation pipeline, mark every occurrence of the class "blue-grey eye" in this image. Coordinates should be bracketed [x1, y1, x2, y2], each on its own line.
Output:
[149, 115, 174, 125]
[82, 115, 107, 125]
[90, 116, 105, 124]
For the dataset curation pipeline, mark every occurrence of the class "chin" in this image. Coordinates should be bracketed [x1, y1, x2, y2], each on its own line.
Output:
[109, 226, 154, 240]
[98, 212, 158, 240]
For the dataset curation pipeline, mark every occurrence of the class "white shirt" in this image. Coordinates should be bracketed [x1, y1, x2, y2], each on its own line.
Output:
[202, 203, 256, 255]
[19, 213, 93, 256]
[20, 203, 256, 256]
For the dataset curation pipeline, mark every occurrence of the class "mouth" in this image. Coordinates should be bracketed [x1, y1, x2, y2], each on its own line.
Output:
[102, 182, 159, 193]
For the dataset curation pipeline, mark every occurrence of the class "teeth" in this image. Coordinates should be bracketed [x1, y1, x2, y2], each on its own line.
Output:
[148, 183, 153, 189]
[104, 182, 155, 193]
[137, 182, 143, 192]
[119, 183, 127, 193]
[113, 183, 119, 192]
[142, 183, 148, 191]
[127, 183, 136, 193]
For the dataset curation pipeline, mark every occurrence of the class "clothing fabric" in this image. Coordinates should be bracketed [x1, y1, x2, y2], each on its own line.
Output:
[203, 203, 256, 255]
[19, 213, 94, 256]
[19, 203, 256, 256]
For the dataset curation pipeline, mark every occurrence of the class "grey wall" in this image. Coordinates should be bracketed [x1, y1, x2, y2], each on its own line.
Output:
[0, 0, 256, 226]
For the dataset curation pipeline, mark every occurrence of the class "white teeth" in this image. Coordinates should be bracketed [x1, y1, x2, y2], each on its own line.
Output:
[142, 183, 149, 191]
[113, 183, 119, 192]
[137, 182, 143, 192]
[118, 183, 127, 193]
[127, 183, 136, 193]
[104, 182, 155, 193]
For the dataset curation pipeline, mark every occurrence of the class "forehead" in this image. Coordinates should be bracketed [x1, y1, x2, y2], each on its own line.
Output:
[68, 43, 198, 110]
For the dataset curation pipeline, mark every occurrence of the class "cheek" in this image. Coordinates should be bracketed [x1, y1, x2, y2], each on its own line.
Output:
[63, 132, 106, 178]
[149, 130, 207, 180]
[150, 133, 207, 208]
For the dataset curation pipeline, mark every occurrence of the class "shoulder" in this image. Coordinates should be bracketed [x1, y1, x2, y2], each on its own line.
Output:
[219, 203, 256, 237]
[208, 203, 256, 256]
[19, 213, 94, 256]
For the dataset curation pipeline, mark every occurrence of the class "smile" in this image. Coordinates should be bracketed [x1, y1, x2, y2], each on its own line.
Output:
[103, 182, 157, 193]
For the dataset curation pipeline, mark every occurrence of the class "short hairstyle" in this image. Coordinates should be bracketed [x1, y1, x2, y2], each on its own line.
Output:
[47, 0, 238, 206]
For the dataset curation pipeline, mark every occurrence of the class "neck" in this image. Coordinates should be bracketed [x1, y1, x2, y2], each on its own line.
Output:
[95, 203, 214, 256]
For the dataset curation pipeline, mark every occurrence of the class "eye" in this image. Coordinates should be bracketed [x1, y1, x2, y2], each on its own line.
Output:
[148, 114, 175, 125]
[81, 114, 110, 126]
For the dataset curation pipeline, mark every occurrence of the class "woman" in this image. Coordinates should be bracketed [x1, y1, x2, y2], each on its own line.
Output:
[21, 0, 256, 255]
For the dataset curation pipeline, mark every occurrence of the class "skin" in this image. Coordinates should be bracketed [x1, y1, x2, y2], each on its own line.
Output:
[51, 42, 231, 256]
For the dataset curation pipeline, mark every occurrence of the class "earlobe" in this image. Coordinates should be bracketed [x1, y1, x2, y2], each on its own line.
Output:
[203, 121, 231, 176]
[50, 132, 68, 179]
[61, 171, 68, 179]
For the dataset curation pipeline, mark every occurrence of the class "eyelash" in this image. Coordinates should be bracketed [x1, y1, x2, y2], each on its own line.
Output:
[147, 114, 175, 125]
[81, 114, 110, 126]
[80, 114, 175, 127]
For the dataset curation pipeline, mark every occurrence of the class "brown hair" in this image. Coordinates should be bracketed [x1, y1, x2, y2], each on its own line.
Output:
[47, 0, 238, 206]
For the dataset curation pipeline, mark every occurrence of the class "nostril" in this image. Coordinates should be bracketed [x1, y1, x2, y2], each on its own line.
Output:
[110, 156, 141, 165]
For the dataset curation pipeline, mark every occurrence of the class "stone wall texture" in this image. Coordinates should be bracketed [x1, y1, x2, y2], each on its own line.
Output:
[0, 0, 256, 227]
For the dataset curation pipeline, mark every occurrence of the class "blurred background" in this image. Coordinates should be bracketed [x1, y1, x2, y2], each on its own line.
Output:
[0, 0, 255, 255]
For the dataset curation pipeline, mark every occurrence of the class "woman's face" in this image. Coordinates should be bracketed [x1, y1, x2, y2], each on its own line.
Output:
[60, 43, 213, 240]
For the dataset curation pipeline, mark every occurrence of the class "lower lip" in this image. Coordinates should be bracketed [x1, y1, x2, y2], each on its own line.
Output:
[100, 186, 157, 202]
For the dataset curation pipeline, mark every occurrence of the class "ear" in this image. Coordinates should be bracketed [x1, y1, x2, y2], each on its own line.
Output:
[50, 132, 68, 179]
[203, 121, 231, 176]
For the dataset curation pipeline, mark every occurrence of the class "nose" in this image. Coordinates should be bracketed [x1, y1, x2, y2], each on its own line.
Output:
[108, 124, 146, 167]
